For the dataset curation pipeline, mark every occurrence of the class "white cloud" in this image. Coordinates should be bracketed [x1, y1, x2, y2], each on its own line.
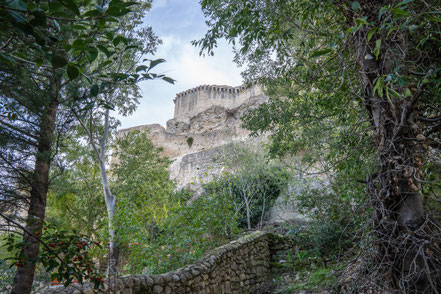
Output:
[116, 1, 243, 130]
[150, 0, 169, 10]
[158, 35, 242, 88]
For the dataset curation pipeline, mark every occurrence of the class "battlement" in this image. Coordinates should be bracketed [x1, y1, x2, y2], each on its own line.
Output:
[173, 83, 262, 120]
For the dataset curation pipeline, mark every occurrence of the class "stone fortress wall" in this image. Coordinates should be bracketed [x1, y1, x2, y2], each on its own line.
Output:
[116, 83, 309, 223]
[42, 231, 293, 294]
[173, 84, 264, 121]
[118, 83, 268, 190]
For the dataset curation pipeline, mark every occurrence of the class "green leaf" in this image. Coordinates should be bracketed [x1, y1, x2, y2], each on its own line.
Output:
[102, 102, 115, 110]
[149, 59, 166, 70]
[67, 64, 80, 80]
[136, 65, 148, 72]
[373, 77, 385, 98]
[93, 4, 105, 14]
[355, 18, 369, 26]
[403, 88, 412, 97]
[0, 53, 17, 66]
[90, 84, 99, 97]
[379, 6, 389, 20]
[309, 48, 332, 59]
[162, 77, 176, 84]
[385, 87, 395, 107]
[72, 39, 86, 50]
[408, 25, 418, 32]
[124, 44, 139, 51]
[85, 48, 98, 63]
[35, 58, 43, 67]
[351, 1, 361, 11]
[428, 16, 441, 22]
[374, 39, 381, 60]
[48, 2, 64, 12]
[387, 87, 401, 98]
[83, 9, 101, 17]
[29, 11, 47, 26]
[8, 0, 27, 11]
[96, 45, 111, 58]
[100, 60, 113, 68]
[112, 36, 127, 47]
[108, 0, 122, 8]
[396, 0, 414, 7]
[391, 8, 409, 16]
[51, 55, 68, 68]
[59, 0, 80, 16]
[367, 28, 377, 41]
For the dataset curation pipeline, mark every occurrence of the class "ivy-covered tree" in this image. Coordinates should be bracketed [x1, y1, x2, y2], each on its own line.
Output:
[195, 0, 441, 292]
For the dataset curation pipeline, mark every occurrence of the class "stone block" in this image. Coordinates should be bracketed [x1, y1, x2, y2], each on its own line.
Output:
[152, 285, 163, 294]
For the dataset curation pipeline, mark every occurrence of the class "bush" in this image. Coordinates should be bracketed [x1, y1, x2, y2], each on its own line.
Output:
[204, 171, 287, 229]
[120, 189, 240, 274]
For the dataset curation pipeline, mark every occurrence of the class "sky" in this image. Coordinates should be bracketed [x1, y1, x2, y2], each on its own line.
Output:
[116, 0, 244, 129]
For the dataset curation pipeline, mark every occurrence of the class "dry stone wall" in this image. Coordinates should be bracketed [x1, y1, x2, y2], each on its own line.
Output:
[41, 231, 291, 294]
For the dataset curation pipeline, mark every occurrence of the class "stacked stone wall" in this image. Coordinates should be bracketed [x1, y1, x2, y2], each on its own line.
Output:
[41, 231, 291, 294]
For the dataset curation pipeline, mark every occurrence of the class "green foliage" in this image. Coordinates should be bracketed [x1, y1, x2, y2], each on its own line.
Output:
[0, 243, 16, 291]
[110, 131, 176, 272]
[285, 266, 337, 292]
[47, 138, 106, 237]
[423, 162, 441, 219]
[207, 143, 289, 229]
[120, 189, 240, 274]
[205, 170, 286, 229]
[111, 131, 175, 234]
[186, 137, 194, 148]
[2, 224, 103, 289]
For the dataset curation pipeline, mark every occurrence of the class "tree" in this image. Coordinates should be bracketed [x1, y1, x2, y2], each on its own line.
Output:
[110, 130, 175, 272]
[195, 0, 441, 292]
[206, 142, 289, 229]
[0, 0, 157, 291]
[46, 134, 106, 239]
[72, 1, 173, 274]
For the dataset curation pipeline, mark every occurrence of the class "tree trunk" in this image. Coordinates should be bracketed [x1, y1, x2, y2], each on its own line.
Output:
[349, 8, 428, 290]
[244, 196, 251, 230]
[11, 76, 60, 294]
[98, 158, 118, 277]
[78, 103, 119, 276]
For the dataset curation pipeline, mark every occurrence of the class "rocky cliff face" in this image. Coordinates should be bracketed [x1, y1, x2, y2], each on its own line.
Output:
[118, 83, 268, 190]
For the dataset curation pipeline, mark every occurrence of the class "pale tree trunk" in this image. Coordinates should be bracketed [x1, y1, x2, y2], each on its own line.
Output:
[77, 103, 118, 276]
[239, 178, 253, 230]
[11, 75, 61, 294]
[244, 195, 251, 230]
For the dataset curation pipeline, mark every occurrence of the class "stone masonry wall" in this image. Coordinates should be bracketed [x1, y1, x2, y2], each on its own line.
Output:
[41, 231, 290, 294]
[173, 84, 263, 121]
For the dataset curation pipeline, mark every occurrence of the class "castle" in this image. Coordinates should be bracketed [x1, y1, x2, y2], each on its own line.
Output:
[118, 83, 268, 190]
[118, 83, 308, 223]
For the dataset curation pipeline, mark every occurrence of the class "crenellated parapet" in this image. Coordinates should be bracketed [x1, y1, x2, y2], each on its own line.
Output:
[173, 83, 262, 121]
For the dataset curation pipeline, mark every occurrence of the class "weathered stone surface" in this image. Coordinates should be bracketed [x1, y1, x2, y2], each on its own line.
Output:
[152, 285, 163, 294]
